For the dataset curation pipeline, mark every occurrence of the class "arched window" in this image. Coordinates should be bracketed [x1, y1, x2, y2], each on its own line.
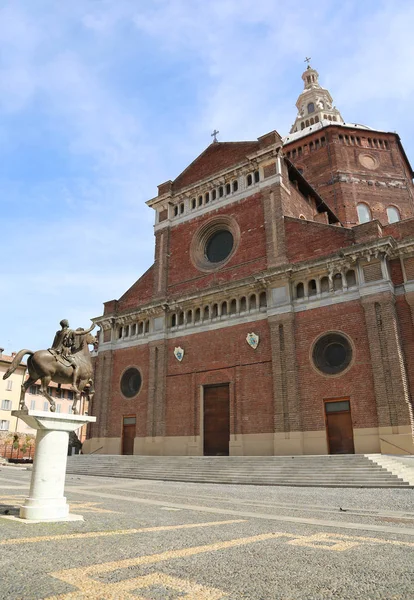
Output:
[195, 308, 201, 323]
[212, 303, 218, 318]
[180, 203, 184, 214]
[191, 198, 196, 209]
[296, 282, 305, 299]
[232, 180, 238, 192]
[249, 294, 257, 310]
[333, 273, 342, 291]
[145, 320, 150, 333]
[301, 122, 305, 130]
[187, 310, 193, 324]
[240, 296, 247, 312]
[320, 276, 329, 293]
[198, 195, 203, 206]
[247, 174, 253, 186]
[118, 327, 123, 339]
[174, 206, 178, 217]
[226, 183, 231, 195]
[254, 170, 260, 183]
[178, 312, 184, 326]
[259, 291, 267, 308]
[221, 301, 228, 316]
[205, 192, 210, 204]
[131, 324, 136, 336]
[138, 321, 144, 334]
[357, 203, 371, 224]
[219, 186, 224, 197]
[203, 306, 210, 320]
[171, 314, 176, 328]
[346, 270, 357, 287]
[230, 299, 237, 315]
[212, 189, 217, 200]
[315, 116, 319, 123]
[310, 118, 314, 125]
[387, 206, 400, 224]
[308, 279, 317, 296]
[307, 102, 315, 114]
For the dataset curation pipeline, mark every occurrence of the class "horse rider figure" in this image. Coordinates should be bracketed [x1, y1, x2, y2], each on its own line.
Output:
[50, 319, 78, 388]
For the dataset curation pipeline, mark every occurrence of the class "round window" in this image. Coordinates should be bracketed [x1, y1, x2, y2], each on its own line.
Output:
[312, 333, 352, 375]
[205, 230, 234, 263]
[190, 216, 240, 272]
[120, 368, 142, 398]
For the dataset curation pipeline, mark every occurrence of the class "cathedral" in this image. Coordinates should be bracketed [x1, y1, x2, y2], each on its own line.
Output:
[85, 64, 414, 457]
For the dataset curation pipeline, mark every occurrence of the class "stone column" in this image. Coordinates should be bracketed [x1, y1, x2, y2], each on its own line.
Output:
[10, 410, 96, 522]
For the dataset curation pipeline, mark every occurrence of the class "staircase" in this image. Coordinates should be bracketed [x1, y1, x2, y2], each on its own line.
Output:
[66, 454, 412, 487]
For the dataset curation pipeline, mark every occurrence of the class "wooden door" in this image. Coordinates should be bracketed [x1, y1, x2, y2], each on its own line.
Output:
[203, 384, 230, 456]
[122, 416, 136, 455]
[325, 400, 354, 454]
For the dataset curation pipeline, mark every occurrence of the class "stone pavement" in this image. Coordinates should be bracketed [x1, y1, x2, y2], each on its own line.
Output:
[1, 465, 413, 599]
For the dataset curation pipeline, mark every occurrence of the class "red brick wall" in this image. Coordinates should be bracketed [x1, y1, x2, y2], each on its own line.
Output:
[285, 217, 354, 263]
[106, 346, 149, 438]
[165, 320, 273, 436]
[116, 266, 154, 313]
[294, 301, 378, 431]
[167, 194, 268, 297]
[284, 185, 315, 220]
[285, 128, 414, 226]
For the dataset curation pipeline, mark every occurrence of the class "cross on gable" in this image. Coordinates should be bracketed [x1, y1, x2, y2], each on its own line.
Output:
[304, 56, 311, 65]
[211, 129, 219, 143]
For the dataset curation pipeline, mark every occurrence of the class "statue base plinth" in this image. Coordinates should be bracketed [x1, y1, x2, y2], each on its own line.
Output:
[9, 410, 96, 523]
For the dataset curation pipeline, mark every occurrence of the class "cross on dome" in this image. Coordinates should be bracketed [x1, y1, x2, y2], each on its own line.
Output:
[289, 64, 344, 135]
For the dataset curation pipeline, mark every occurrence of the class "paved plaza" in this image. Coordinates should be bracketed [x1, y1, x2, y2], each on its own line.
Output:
[0, 465, 413, 599]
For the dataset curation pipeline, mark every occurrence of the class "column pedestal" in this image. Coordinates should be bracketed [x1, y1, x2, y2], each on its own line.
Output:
[10, 410, 96, 522]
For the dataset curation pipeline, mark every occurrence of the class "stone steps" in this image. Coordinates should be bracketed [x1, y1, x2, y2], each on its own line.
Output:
[66, 454, 412, 487]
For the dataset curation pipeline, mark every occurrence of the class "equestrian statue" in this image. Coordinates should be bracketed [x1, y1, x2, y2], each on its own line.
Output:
[2, 319, 97, 414]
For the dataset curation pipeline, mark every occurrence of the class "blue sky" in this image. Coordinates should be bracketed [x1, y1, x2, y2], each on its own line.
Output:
[1, 0, 414, 352]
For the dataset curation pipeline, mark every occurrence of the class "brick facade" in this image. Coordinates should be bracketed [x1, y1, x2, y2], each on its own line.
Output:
[87, 76, 414, 457]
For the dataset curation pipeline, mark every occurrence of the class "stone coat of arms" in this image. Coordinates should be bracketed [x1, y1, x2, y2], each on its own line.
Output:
[246, 332, 259, 350]
[174, 346, 184, 362]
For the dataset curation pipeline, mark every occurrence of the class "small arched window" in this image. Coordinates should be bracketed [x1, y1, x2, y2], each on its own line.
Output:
[171, 314, 176, 328]
[195, 308, 201, 323]
[226, 183, 231, 195]
[249, 294, 257, 310]
[259, 291, 267, 308]
[305, 120, 309, 127]
[320, 276, 329, 293]
[212, 303, 218, 318]
[240, 296, 247, 312]
[205, 192, 210, 204]
[178, 312, 184, 326]
[131, 324, 136, 336]
[357, 203, 371, 224]
[203, 306, 210, 320]
[346, 270, 357, 287]
[333, 273, 343, 291]
[308, 279, 317, 296]
[246, 174, 253, 186]
[254, 170, 260, 183]
[232, 180, 238, 192]
[198, 195, 203, 206]
[301, 122, 305, 130]
[230, 299, 237, 315]
[138, 322, 144, 334]
[307, 102, 315, 114]
[296, 282, 305, 299]
[219, 186, 224, 197]
[191, 198, 196, 209]
[145, 320, 150, 333]
[187, 310, 193, 323]
[174, 206, 178, 217]
[212, 189, 217, 200]
[387, 206, 400, 224]
[315, 116, 319, 123]
[221, 301, 228, 316]
[118, 327, 123, 339]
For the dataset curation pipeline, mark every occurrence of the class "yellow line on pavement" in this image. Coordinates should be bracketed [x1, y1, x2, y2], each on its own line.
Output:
[0, 519, 246, 546]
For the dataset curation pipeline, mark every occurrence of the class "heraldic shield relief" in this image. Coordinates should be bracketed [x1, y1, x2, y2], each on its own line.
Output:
[246, 332, 259, 350]
[174, 346, 184, 361]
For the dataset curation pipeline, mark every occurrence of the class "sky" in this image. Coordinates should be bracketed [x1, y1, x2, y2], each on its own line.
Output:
[1, 0, 414, 352]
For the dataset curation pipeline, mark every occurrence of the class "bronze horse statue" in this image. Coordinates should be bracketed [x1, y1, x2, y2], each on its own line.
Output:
[3, 327, 96, 414]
